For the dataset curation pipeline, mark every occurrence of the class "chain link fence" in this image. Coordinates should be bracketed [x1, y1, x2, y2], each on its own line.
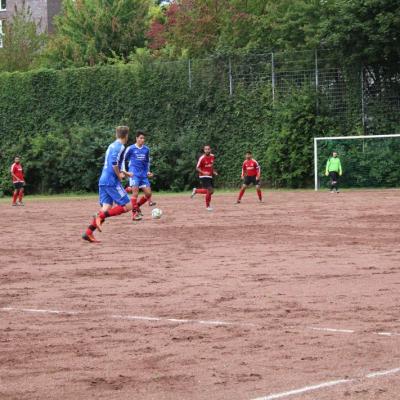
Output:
[151, 50, 400, 134]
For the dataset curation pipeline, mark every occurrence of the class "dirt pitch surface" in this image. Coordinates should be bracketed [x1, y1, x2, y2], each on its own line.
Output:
[1, 190, 400, 400]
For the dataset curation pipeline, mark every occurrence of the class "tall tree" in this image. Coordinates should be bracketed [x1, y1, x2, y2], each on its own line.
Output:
[43, 0, 150, 67]
[0, 2, 46, 72]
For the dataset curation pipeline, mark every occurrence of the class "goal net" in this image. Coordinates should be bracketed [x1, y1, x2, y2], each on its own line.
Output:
[314, 134, 400, 190]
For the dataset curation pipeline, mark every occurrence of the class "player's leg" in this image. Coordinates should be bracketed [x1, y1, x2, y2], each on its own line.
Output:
[329, 172, 338, 192]
[237, 183, 247, 203]
[95, 184, 133, 226]
[137, 181, 152, 209]
[206, 187, 214, 210]
[82, 186, 112, 242]
[127, 176, 142, 220]
[17, 186, 24, 205]
[12, 188, 19, 206]
[256, 179, 262, 202]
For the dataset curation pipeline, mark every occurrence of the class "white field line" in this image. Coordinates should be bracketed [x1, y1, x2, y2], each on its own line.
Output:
[308, 326, 400, 337]
[0, 307, 80, 315]
[251, 379, 352, 400]
[0, 307, 251, 328]
[111, 314, 256, 327]
[251, 367, 400, 400]
[0, 307, 398, 335]
[308, 327, 355, 333]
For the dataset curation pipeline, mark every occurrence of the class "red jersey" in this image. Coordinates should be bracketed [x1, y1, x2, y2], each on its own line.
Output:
[242, 159, 260, 177]
[197, 154, 215, 177]
[11, 162, 25, 183]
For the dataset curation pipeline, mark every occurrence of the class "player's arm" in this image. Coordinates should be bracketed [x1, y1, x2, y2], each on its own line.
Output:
[10, 165, 19, 181]
[241, 162, 246, 179]
[112, 146, 129, 181]
[121, 146, 133, 178]
[196, 156, 206, 175]
[325, 159, 330, 176]
[256, 161, 261, 179]
[338, 159, 343, 176]
[146, 148, 153, 178]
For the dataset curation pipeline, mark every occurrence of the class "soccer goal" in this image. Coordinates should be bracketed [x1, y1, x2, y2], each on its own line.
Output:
[314, 134, 400, 191]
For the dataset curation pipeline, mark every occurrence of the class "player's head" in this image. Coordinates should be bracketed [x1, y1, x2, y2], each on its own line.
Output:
[203, 145, 211, 155]
[115, 126, 129, 144]
[245, 151, 252, 160]
[14, 156, 21, 163]
[136, 130, 145, 146]
[332, 151, 338, 158]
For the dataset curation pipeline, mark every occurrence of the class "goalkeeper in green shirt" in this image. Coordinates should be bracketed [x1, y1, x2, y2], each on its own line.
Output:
[325, 152, 342, 193]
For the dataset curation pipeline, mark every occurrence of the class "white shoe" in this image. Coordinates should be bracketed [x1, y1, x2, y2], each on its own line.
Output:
[206, 207, 213, 211]
[190, 188, 196, 199]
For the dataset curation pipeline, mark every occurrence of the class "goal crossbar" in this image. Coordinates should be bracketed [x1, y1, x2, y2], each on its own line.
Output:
[314, 134, 400, 190]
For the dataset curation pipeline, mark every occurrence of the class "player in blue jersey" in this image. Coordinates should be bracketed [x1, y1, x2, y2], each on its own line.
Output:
[82, 126, 134, 243]
[123, 130, 156, 220]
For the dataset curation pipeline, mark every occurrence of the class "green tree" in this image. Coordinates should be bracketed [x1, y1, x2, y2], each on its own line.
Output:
[0, 2, 47, 72]
[319, 0, 400, 70]
[43, 0, 150, 68]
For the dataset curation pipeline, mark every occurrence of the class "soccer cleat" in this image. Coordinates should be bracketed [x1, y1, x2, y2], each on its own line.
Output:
[206, 206, 213, 211]
[94, 214, 104, 232]
[190, 188, 196, 199]
[236, 200, 241, 204]
[17, 201, 24, 206]
[137, 208, 144, 217]
[12, 203, 17, 206]
[82, 233, 101, 243]
[131, 210, 142, 221]
[149, 201, 156, 207]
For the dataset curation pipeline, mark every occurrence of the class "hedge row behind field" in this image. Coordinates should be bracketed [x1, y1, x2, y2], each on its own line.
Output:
[0, 63, 398, 194]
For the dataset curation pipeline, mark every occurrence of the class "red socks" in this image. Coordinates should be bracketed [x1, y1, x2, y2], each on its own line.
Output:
[18, 190, 24, 202]
[12, 192, 18, 204]
[131, 196, 138, 210]
[238, 188, 245, 201]
[99, 205, 126, 219]
[138, 195, 149, 207]
[195, 188, 208, 195]
[206, 193, 212, 207]
[257, 189, 262, 201]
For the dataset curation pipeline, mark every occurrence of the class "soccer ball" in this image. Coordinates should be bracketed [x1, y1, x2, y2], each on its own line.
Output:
[151, 208, 163, 219]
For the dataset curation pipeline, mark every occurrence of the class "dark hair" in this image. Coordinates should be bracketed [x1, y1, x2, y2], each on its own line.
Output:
[246, 151, 252, 154]
[136, 130, 145, 138]
[203, 144, 211, 149]
[116, 126, 129, 138]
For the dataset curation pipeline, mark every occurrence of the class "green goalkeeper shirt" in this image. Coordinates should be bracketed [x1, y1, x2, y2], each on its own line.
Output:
[326, 157, 342, 174]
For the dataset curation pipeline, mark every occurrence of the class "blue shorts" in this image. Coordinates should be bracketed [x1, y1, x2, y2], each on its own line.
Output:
[99, 184, 130, 206]
[129, 176, 150, 189]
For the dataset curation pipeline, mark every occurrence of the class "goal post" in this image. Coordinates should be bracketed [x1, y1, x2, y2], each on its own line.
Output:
[314, 134, 400, 191]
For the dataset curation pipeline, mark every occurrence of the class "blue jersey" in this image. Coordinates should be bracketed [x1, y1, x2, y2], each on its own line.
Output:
[123, 144, 150, 178]
[99, 140, 125, 186]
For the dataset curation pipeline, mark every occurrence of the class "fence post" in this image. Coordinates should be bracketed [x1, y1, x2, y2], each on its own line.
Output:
[315, 49, 319, 113]
[228, 58, 233, 96]
[188, 59, 192, 89]
[361, 65, 366, 134]
[271, 52, 275, 104]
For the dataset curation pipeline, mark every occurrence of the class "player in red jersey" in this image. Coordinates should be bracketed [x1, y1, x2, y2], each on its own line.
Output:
[191, 145, 218, 211]
[236, 151, 262, 203]
[10, 156, 25, 206]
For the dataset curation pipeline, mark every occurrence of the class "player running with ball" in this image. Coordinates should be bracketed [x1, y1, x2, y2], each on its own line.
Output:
[237, 151, 263, 203]
[82, 126, 134, 243]
[123, 130, 155, 221]
[191, 145, 218, 211]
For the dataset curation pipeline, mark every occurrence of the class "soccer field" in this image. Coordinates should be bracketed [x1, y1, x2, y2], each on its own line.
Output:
[1, 190, 400, 400]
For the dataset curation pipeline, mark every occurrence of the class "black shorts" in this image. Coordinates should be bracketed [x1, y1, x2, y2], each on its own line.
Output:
[329, 171, 339, 182]
[13, 182, 25, 190]
[244, 176, 260, 186]
[200, 177, 213, 189]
